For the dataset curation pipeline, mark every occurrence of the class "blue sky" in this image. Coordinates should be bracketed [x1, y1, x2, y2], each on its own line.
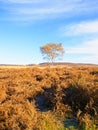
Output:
[0, 0, 98, 65]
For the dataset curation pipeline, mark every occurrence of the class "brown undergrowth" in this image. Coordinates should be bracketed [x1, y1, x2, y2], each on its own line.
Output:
[0, 65, 98, 130]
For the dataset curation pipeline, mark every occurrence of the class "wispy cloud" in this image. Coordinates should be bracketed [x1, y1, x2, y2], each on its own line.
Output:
[0, 0, 98, 21]
[67, 39, 98, 54]
[62, 20, 98, 36]
[66, 38, 98, 64]
[0, 0, 45, 4]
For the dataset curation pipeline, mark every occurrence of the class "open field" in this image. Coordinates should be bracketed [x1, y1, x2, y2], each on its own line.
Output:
[0, 65, 98, 130]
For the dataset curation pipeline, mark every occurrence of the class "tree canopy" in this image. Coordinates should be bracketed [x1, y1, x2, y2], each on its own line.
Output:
[40, 43, 65, 65]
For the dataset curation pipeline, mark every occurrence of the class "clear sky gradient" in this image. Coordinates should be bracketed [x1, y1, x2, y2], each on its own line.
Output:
[0, 0, 98, 65]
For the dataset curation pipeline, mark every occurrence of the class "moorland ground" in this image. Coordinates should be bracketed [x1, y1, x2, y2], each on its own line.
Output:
[0, 64, 98, 130]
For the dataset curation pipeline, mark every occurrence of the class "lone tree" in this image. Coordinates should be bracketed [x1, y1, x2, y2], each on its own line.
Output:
[40, 43, 65, 65]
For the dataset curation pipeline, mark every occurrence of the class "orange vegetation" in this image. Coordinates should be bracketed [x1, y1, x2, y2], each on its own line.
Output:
[0, 65, 98, 130]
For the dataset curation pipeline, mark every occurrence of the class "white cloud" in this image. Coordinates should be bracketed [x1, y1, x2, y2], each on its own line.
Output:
[61, 20, 98, 36]
[8, 0, 33, 3]
[66, 39, 98, 64]
[67, 39, 98, 54]
[0, 0, 45, 4]
[0, 0, 98, 21]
